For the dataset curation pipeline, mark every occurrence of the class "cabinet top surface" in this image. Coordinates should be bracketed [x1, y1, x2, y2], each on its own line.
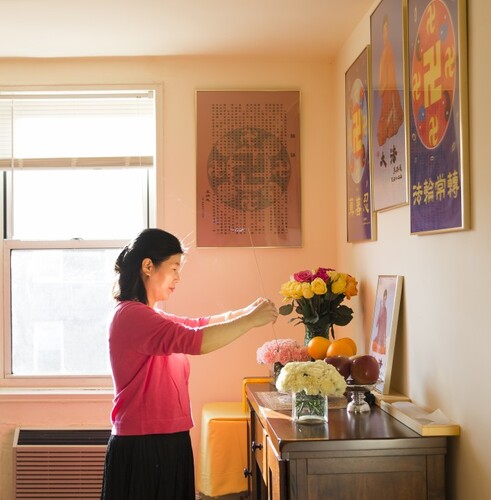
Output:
[246, 384, 446, 453]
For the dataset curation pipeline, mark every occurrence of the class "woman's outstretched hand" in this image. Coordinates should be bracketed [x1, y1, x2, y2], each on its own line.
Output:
[246, 297, 278, 328]
[200, 297, 278, 354]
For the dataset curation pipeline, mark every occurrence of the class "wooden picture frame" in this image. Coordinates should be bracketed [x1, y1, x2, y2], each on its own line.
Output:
[370, 0, 409, 211]
[196, 90, 301, 247]
[345, 46, 376, 242]
[407, 0, 469, 234]
[369, 275, 403, 394]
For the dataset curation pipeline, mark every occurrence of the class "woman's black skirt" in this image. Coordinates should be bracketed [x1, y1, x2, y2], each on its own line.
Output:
[100, 431, 195, 500]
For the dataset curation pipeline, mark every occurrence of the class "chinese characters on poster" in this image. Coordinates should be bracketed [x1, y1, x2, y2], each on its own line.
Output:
[196, 91, 301, 247]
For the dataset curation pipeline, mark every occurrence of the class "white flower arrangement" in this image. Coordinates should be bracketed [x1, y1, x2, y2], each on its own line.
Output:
[276, 360, 347, 397]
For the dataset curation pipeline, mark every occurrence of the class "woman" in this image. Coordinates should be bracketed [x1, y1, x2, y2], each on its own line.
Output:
[101, 228, 278, 500]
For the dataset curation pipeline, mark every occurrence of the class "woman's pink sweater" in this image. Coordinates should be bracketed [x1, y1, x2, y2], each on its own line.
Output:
[108, 301, 206, 435]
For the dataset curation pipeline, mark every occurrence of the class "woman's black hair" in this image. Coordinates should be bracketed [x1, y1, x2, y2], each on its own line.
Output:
[112, 228, 184, 304]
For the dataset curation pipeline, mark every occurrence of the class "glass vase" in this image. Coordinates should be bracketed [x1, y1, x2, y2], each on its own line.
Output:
[304, 323, 332, 345]
[292, 391, 328, 424]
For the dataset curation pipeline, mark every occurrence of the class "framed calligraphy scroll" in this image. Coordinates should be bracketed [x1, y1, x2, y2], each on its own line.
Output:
[407, 0, 469, 234]
[196, 90, 301, 247]
[370, 0, 409, 211]
[345, 46, 376, 242]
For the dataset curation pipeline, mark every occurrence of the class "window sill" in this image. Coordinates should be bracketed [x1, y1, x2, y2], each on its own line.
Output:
[0, 387, 113, 403]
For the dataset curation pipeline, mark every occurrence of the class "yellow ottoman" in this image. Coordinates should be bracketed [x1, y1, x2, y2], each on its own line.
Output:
[197, 402, 249, 497]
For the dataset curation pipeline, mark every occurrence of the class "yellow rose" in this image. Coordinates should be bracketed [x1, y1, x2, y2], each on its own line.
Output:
[279, 281, 293, 299]
[311, 277, 327, 295]
[301, 282, 314, 299]
[331, 273, 347, 294]
[280, 280, 302, 300]
[345, 275, 358, 299]
[290, 281, 304, 300]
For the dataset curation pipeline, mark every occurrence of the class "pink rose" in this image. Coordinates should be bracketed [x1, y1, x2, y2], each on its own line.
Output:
[313, 267, 332, 282]
[293, 270, 314, 282]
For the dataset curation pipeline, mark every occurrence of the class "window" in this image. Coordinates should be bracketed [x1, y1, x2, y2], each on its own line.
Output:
[1, 87, 159, 386]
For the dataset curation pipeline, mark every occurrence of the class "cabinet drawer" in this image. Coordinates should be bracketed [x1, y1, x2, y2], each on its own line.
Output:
[253, 413, 268, 485]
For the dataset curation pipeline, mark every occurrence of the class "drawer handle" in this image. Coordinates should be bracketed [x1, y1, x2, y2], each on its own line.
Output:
[243, 468, 252, 477]
[251, 440, 263, 452]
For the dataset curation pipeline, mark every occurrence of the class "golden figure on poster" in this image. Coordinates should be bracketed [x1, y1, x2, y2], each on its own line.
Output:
[377, 15, 404, 147]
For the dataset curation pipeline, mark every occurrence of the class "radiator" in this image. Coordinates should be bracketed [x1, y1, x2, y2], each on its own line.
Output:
[13, 428, 111, 499]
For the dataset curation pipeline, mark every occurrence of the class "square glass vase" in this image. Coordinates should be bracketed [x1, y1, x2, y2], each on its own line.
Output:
[292, 391, 328, 424]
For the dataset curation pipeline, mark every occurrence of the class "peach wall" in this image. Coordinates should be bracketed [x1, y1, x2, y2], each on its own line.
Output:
[0, 56, 339, 499]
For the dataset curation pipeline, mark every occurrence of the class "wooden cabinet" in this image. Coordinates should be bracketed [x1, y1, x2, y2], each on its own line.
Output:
[246, 384, 447, 500]
[266, 434, 287, 499]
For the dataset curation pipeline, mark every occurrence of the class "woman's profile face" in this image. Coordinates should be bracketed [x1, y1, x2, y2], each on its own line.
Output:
[143, 253, 182, 305]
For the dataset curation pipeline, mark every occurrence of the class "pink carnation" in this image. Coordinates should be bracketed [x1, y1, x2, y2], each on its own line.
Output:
[256, 339, 309, 365]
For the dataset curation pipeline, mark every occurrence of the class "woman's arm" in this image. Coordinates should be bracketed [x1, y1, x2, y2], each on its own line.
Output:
[206, 298, 263, 325]
[200, 298, 278, 354]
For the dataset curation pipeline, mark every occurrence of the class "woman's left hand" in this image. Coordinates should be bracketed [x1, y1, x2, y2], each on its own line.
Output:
[245, 297, 278, 328]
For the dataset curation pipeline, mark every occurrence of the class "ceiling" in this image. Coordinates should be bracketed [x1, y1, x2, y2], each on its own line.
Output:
[0, 0, 374, 59]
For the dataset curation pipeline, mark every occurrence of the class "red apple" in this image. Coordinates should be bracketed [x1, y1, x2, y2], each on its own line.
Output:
[324, 355, 352, 380]
[350, 355, 380, 384]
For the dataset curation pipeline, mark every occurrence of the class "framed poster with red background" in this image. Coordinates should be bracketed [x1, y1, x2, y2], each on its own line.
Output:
[196, 90, 301, 247]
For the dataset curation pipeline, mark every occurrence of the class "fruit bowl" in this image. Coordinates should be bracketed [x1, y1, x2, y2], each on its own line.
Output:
[346, 380, 380, 413]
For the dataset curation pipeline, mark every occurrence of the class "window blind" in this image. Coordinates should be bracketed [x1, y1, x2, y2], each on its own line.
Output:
[0, 90, 155, 170]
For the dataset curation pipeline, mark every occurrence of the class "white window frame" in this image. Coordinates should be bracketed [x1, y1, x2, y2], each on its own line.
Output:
[0, 84, 163, 389]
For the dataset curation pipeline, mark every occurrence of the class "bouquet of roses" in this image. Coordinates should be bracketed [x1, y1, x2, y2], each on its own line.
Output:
[279, 267, 358, 343]
[256, 338, 309, 366]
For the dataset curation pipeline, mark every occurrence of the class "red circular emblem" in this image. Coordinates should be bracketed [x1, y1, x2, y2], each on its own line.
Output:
[411, 0, 456, 149]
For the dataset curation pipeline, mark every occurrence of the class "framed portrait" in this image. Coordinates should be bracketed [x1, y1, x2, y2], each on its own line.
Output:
[407, 0, 469, 234]
[370, 0, 409, 211]
[369, 275, 403, 394]
[345, 46, 376, 242]
[196, 90, 301, 247]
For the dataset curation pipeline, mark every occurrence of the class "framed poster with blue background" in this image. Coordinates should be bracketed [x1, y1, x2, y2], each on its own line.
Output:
[370, 0, 409, 212]
[345, 46, 376, 242]
[408, 0, 469, 234]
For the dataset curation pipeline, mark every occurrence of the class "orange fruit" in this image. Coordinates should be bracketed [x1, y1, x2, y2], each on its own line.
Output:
[338, 337, 357, 356]
[326, 339, 355, 357]
[307, 336, 331, 360]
